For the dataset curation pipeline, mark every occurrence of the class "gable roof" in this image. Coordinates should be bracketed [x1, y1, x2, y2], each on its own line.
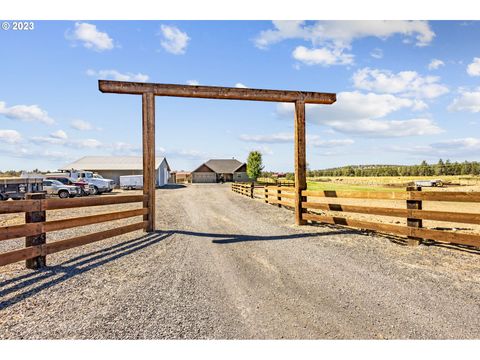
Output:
[193, 159, 245, 174]
[61, 156, 170, 171]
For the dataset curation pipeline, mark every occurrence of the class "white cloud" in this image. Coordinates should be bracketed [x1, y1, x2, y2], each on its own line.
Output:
[310, 138, 355, 147]
[239, 133, 293, 143]
[71, 119, 93, 131]
[370, 48, 383, 59]
[292, 46, 354, 66]
[390, 138, 480, 158]
[30, 136, 66, 145]
[69, 22, 114, 52]
[256, 20, 440, 72]
[0, 129, 22, 144]
[467, 58, 480, 76]
[277, 91, 442, 137]
[324, 118, 442, 137]
[428, 59, 445, 70]
[86, 69, 149, 82]
[30, 134, 103, 149]
[186, 80, 200, 85]
[0, 101, 54, 125]
[51, 130, 68, 140]
[448, 88, 480, 112]
[234, 83, 248, 88]
[432, 137, 480, 150]
[352, 68, 448, 99]
[246, 145, 274, 156]
[239, 132, 353, 148]
[71, 139, 103, 149]
[159, 25, 190, 55]
[255, 21, 434, 68]
[255, 21, 434, 49]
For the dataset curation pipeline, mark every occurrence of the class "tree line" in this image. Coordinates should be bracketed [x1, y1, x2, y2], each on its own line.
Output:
[306, 160, 480, 177]
[260, 159, 480, 179]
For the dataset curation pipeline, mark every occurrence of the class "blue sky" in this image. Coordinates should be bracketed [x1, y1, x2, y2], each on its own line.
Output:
[1, 20, 480, 172]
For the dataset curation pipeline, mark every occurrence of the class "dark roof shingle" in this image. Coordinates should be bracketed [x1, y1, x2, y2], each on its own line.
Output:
[195, 159, 245, 174]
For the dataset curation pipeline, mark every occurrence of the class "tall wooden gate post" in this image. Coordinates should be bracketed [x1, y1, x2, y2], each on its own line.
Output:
[294, 100, 307, 225]
[25, 193, 46, 269]
[142, 92, 156, 232]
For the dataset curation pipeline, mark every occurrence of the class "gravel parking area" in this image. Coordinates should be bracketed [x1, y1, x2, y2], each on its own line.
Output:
[1, 184, 479, 339]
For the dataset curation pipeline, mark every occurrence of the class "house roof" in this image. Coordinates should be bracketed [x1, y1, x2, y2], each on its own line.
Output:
[61, 156, 170, 171]
[193, 159, 245, 174]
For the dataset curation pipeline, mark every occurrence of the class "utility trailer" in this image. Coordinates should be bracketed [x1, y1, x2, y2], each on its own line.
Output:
[414, 179, 444, 187]
[0, 177, 44, 200]
[120, 175, 143, 190]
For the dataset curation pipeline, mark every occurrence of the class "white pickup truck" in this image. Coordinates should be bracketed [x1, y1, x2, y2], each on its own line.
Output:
[58, 170, 115, 195]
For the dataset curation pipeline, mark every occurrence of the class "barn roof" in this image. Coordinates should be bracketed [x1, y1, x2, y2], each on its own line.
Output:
[193, 159, 245, 174]
[61, 156, 170, 171]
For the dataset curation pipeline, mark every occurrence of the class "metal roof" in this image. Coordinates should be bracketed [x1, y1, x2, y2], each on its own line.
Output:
[60, 156, 170, 171]
[193, 159, 245, 174]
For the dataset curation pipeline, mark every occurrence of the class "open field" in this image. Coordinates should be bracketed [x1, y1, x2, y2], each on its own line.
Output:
[307, 181, 404, 192]
[1, 184, 479, 339]
[308, 175, 480, 188]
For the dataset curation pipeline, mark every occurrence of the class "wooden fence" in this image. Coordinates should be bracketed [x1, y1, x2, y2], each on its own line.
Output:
[231, 182, 254, 198]
[256, 177, 295, 187]
[232, 184, 480, 248]
[0, 193, 147, 268]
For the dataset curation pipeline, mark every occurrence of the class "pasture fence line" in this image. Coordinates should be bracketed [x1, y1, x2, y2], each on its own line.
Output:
[0, 194, 148, 269]
[231, 184, 480, 249]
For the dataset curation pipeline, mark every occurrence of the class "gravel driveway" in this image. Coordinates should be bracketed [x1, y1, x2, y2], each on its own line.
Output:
[1, 184, 479, 339]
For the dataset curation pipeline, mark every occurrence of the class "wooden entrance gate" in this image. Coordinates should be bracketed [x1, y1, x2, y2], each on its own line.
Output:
[98, 81, 336, 230]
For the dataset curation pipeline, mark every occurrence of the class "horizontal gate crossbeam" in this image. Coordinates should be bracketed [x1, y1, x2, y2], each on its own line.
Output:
[99, 80, 336, 104]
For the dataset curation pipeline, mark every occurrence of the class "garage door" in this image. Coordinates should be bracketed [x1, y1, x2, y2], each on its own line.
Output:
[192, 173, 216, 183]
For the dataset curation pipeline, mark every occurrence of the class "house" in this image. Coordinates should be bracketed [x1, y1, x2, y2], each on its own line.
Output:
[191, 159, 249, 183]
[61, 156, 171, 187]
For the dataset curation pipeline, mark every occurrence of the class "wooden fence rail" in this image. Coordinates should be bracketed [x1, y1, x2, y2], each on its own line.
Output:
[0, 194, 147, 268]
[231, 185, 480, 249]
[231, 182, 254, 198]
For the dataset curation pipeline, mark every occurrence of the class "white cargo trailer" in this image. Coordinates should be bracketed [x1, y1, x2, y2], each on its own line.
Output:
[120, 175, 143, 190]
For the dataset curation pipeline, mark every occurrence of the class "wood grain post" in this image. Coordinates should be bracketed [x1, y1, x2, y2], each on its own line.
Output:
[250, 182, 254, 199]
[294, 100, 307, 225]
[406, 186, 422, 246]
[277, 185, 282, 208]
[25, 193, 46, 269]
[142, 92, 156, 232]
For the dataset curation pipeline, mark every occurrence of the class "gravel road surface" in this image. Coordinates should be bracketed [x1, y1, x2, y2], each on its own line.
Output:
[1, 184, 479, 339]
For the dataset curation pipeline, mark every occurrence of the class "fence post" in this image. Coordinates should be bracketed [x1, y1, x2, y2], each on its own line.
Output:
[264, 186, 268, 203]
[25, 193, 46, 269]
[277, 185, 282, 208]
[406, 186, 422, 246]
[250, 182, 254, 198]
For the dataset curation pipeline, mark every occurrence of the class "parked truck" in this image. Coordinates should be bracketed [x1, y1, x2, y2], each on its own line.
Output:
[0, 177, 43, 200]
[120, 175, 143, 190]
[50, 170, 114, 195]
[42, 179, 80, 198]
